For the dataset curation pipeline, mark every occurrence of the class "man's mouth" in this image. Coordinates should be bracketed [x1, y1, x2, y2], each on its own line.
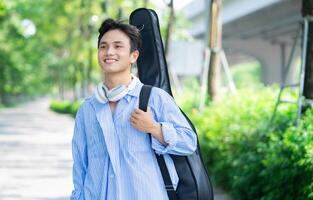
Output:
[104, 58, 118, 64]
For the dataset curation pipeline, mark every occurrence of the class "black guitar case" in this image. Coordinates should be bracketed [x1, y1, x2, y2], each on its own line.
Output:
[130, 8, 172, 96]
[130, 8, 214, 200]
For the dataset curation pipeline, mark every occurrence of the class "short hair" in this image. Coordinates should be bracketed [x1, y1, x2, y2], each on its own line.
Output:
[97, 18, 141, 52]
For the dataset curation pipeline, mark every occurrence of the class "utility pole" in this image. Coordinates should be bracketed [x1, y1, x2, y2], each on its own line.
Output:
[143, 0, 149, 7]
[207, 0, 222, 102]
[164, 0, 174, 56]
[302, 0, 313, 101]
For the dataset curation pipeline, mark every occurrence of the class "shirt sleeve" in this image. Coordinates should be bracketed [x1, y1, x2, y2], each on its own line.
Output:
[71, 108, 88, 200]
[151, 88, 197, 155]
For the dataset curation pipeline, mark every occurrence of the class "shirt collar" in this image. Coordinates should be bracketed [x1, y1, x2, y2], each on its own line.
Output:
[125, 78, 143, 103]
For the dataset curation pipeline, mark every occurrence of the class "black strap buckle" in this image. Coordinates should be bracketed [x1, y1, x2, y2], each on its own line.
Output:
[165, 184, 175, 191]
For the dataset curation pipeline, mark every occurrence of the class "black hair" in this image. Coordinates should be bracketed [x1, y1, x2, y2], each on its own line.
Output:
[97, 18, 141, 52]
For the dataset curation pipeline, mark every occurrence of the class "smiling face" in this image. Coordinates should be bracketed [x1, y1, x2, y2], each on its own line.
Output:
[98, 29, 139, 76]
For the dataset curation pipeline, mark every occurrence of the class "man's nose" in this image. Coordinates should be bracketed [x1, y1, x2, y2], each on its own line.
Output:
[105, 46, 114, 55]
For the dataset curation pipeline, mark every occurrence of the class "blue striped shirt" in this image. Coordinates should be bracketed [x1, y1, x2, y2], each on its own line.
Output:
[71, 80, 197, 200]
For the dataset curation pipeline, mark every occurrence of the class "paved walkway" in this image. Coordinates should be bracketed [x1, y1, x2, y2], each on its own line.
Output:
[0, 98, 232, 200]
[0, 98, 74, 200]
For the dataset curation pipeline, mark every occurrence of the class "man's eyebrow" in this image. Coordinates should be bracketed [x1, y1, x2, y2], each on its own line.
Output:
[99, 41, 124, 45]
[113, 41, 124, 44]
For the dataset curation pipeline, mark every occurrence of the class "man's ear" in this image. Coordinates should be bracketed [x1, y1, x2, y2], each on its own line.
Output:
[130, 50, 140, 64]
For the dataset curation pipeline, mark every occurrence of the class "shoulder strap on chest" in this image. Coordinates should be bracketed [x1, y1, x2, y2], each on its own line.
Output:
[139, 85, 153, 112]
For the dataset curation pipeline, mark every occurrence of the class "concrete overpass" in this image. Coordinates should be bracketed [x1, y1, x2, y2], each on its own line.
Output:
[180, 0, 303, 85]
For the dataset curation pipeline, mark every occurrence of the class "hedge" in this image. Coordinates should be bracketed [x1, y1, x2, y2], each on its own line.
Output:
[181, 88, 313, 200]
[49, 99, 82, 117]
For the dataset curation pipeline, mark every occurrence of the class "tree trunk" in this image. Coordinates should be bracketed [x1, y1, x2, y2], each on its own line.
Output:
[86, 0, 93, 97]
[58, 64, 65, 100]
[302, 0, 313, 100]
[164, 0, 175, 56]
[87, 47, 93, 95]
[0, 60, 5, 105]
[143, 0, 148, 7]
[116, 8, 123, 20]
[102, 0, 108, 14]
[207, 0, 222, 102]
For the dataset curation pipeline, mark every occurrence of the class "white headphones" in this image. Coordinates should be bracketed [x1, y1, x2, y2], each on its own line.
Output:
[95, 75, 139, 104]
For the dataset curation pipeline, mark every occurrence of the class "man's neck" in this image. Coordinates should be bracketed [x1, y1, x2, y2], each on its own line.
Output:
[103, 72, 132, 90]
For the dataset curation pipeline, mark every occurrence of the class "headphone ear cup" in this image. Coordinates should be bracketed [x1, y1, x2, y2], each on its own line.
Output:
[95, 83, 109, 104]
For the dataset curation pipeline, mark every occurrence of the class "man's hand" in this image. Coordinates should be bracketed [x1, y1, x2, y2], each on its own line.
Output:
[130, 107, 167, 146]
[130, 107, 156, 133]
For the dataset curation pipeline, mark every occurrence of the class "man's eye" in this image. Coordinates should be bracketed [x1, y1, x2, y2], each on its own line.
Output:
[115, 45, 122, 48]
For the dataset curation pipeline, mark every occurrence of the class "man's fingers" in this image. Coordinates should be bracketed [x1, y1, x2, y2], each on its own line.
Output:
[130, 118, 137, 125]
[134, 108, 143, 114]
[131, 112, 140, 120]
[130, 115, 138, 122]
[130, 116, 135, 121]
[132, 110, 141, 116]
[131, 115, 142, 124]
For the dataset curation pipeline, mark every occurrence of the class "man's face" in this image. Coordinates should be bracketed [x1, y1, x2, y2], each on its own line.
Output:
[98, 29, 139, 75]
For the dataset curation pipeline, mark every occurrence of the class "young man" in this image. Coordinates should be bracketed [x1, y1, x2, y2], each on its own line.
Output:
[71, 18, 197, 200]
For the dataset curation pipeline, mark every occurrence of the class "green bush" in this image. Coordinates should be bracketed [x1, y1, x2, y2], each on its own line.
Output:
[259, 111, 313, 200]
[180, 87, 312, 200]
[70, 100, 83, 116]
[50, 99, 82, 117]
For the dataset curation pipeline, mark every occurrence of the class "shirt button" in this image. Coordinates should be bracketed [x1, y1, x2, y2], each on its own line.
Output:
[110, 174, 114, 178]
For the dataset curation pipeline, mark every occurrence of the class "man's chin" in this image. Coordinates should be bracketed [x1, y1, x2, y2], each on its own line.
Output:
[101, 64, 115, 71]
[100, 64, 131, 74]
[101, 68, 120, 74]
[102, 62, 116, 67]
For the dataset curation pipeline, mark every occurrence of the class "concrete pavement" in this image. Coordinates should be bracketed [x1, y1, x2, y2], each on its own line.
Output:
[0, 98, 74, 200]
